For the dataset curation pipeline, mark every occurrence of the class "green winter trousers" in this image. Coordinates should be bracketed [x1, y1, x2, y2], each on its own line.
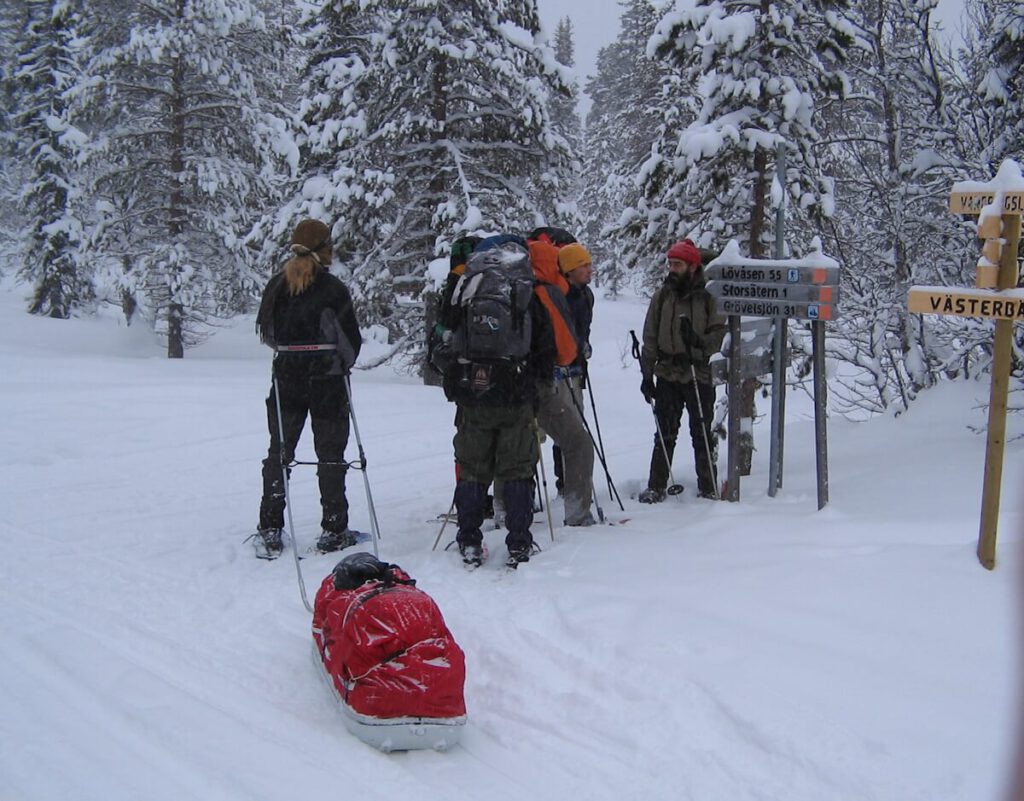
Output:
[453, 403, 538, 552]
[453, 403, 538, 485]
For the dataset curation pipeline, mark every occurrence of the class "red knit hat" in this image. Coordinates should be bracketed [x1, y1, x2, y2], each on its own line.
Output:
[667, 239, 701, 266]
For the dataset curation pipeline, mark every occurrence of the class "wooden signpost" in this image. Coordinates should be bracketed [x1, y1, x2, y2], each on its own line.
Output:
[908, 287, 1024, 319]
[908, 166, 1023, 569]
[709, 318, 785, 385]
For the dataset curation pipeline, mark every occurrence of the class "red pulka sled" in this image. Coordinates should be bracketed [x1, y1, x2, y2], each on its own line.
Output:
[311, 554, 467, 752]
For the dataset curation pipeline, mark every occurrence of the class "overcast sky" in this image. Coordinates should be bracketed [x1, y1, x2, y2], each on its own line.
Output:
[538, 0, 967, 119]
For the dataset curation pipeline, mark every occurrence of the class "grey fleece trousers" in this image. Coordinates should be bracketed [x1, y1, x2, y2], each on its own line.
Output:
[536, 377, 594, 524]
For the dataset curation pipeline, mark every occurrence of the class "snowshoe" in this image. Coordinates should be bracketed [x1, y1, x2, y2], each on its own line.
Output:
[638, 487, 667, 504]
[458, 542, 487, 569]
[316, 529, 365, 554]
[505, 541, 539, 569]
[250, 527, 284, 560]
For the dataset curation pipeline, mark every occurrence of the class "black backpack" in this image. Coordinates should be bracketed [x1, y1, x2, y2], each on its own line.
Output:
[450, 237, 534, 366]
[527, 227, 576, 247]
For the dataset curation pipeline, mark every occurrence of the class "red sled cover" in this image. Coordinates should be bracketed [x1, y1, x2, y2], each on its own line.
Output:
[312, 565, 466, 721]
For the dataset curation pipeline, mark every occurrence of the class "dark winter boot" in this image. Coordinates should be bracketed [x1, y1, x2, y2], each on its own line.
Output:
[458, 536, 486, 567]
[503, 479, 536, 567]
[639, 487, 667, 504]
[315, 529, 358, 554]
[505, 539, 537, 568]
[250, 527, 284, 560]
[321, 509, 350, 537]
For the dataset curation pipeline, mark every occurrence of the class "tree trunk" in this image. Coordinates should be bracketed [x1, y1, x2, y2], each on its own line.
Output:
[167, 41, 186, 360]
[738, 69, 772, 476]
[421, 56, 449, 384]
[120, 255, 136, 325]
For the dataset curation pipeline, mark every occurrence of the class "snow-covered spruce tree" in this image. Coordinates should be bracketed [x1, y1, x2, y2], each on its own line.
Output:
[629, 0, 852, 285]
[84, 0, 291, 357]
[941, 0, 1024, 396]
[632, 0, 851, 467]
[817, 0, 969, 416]
[987, 0, 1024, 385]
[0, 0, 32, 274]
[580, 0, 677, 295]
[949, 0, 1023, 175]
[12, 0, 92, 318]
[978, 0, 1024, 168]
[550, 17, 583, 175]
[268, 0, 575, 365]
[968, 0, 1024, 389]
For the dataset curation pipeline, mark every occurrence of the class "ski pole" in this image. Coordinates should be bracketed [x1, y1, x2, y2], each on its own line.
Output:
[585, 369, 615, 501]
[678, 319, 720, 500]
[568, 384, 625, 510]
[629, 330, 684, 496]
[591, 478, 606, 524]
[534, 424, 556, 542]
[272, 364, 314, 614]
[650, 400, 685, 496]
[431, 493, 456, 551]
[345, 374, 381, 558]
[688, 365, 721, 500]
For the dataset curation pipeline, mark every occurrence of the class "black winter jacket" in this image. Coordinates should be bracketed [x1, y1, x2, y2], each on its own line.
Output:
[256, 270, 362, 380]
[565, 283, 594, 367]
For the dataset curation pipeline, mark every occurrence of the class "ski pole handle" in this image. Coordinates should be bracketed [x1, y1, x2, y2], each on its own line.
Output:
[629, 329, 641, 362]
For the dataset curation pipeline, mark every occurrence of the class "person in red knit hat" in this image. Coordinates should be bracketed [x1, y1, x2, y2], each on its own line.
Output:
[638, 239, 726, 501]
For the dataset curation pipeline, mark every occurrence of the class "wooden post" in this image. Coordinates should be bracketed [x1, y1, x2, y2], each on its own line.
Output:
[769, 141, 787, 496]
[977, 213, 1021, 569]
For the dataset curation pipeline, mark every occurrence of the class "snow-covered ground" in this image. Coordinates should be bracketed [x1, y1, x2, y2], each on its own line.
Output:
[1, 284, 1021, 801]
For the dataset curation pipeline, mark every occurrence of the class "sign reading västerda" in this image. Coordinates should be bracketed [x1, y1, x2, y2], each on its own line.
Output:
[908, 286, 1024, 321]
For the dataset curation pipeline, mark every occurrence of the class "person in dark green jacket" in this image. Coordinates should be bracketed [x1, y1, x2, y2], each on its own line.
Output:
[639, 239, 726, 501]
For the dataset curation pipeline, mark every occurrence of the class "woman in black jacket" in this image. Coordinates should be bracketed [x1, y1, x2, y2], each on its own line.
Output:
[252, 219, 363, 559]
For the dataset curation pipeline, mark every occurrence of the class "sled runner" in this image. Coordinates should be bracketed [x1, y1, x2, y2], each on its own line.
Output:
[312, 552, 467, 752]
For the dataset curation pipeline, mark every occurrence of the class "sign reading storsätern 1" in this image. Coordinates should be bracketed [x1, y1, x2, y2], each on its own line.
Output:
[907, 287, 1024, 321]
[707, 281, 838, 304]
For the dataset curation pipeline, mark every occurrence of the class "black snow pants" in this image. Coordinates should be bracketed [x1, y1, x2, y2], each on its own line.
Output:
[259, 372, 351, 533]
[647, 377, 718, 496]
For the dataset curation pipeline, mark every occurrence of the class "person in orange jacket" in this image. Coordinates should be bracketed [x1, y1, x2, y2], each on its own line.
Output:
[527, 229, 596, 527]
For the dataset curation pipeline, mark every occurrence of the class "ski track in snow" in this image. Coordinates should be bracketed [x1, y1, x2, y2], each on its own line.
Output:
[1, 287, 1020, 801]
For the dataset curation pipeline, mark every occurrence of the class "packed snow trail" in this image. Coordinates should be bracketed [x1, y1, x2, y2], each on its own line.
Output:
[1, 288, 1020, 800]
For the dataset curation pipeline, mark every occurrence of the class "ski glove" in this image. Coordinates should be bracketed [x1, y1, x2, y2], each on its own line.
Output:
[641, 375, 656, 404]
